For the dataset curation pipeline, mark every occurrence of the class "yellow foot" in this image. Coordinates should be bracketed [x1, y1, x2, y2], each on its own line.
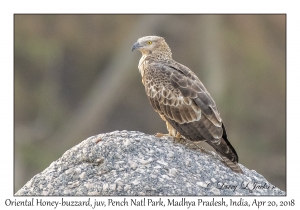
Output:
[155, 133, 169, 138]
[175, 133, 181, 139]
[173, 136, 186, 144]
[172, 132, 183, 142]
[155, 132, 184, 143]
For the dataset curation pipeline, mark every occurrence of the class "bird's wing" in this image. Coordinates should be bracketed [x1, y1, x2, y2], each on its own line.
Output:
[145, 61, 222, 127]
[145, 61, 240, 165]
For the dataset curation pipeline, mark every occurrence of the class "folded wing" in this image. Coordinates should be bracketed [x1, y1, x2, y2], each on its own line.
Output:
[144, 61, 241, 168]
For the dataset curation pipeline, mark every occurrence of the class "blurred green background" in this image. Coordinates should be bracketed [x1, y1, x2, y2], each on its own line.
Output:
[14, 14, 286, 193]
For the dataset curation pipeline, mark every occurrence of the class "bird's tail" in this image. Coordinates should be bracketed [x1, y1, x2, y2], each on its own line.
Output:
[206, 138, 244, 174]
[220, 155, 244, 174]
[206, 124, 244, 174]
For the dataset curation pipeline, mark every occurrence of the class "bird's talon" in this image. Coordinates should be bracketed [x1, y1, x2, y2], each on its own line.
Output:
[173, 136, 184, 144]
[155, 133, 168, 138]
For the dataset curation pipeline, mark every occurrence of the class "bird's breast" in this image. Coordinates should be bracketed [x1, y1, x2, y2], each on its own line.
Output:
[138, 55, 148, 85]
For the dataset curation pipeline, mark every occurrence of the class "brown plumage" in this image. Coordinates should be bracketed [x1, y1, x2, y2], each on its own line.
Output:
[132, 36, 243, 174]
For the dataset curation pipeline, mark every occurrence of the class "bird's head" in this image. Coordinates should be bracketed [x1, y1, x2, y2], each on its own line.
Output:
[131, 36, 172, 58]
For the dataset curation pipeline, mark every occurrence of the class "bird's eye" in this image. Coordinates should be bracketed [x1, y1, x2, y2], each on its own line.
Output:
[147, 41, 152, 45]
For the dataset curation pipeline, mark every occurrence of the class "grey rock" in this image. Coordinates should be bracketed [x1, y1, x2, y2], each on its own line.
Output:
[15, 130, 285, 196]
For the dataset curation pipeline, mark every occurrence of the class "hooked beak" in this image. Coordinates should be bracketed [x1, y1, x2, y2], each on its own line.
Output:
[131, 42, 142, 52]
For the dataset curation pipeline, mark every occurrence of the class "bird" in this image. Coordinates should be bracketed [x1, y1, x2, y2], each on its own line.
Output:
[131, 35, 243, 174]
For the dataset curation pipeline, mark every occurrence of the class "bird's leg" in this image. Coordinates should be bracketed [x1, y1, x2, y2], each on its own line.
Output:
[166, 121, 177, 137]
[175, 132, 181, 139]
[155, 131, 182, 139]
[155, 115, 183, 142]
[155, 116, 186, 144]
[173, 132, 187, 144]
[155, 115, 172, 137]
[155, 121, 178, 138]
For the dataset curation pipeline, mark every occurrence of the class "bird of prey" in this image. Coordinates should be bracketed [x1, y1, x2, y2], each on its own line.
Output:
[132, 35, 243, 174]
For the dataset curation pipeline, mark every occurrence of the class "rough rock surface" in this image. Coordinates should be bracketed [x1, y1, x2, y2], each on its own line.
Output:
[15, 130, 285, 196]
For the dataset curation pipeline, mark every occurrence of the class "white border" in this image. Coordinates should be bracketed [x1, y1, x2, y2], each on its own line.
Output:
[1, 0, 299, 209]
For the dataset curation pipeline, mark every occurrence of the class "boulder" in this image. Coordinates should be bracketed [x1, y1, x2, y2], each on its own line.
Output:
[15, 130, 285, 196]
